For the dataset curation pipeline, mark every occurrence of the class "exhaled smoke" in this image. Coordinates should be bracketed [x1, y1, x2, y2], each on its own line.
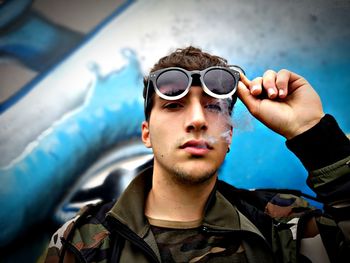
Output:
[205, 135, 218, 145]
[220, 129, 232, 144]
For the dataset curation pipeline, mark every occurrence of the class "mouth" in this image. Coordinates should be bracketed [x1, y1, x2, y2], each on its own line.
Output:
[179, 140, 213, 156]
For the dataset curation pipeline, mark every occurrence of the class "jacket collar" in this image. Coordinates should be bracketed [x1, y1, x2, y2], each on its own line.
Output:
[107, 166, 153, 238]
[107, 166, 264, 239]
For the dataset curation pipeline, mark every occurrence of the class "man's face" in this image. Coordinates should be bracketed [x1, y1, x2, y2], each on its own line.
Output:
[142, 86, 233, 185]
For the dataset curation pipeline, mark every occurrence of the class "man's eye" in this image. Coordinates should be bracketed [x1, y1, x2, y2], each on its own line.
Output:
[163, 103, 183, 109]
[206, 104, 222, 112]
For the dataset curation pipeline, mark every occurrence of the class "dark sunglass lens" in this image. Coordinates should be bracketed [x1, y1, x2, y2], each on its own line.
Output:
[204, 69, 236, 95]
[156, 70, 188, 97]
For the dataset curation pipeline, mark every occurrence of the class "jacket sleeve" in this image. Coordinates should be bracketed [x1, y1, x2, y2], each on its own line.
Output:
[44, 202, 112, 263]
[286, 114, 350, 259]
[286, 114, 350, 221]
[44, 216, 80, 263]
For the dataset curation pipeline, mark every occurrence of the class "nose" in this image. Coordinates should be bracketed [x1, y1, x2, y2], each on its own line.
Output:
[185, 97, 208, 133]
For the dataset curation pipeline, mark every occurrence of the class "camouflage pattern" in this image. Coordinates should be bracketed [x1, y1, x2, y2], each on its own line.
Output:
[150, 225, 247, 262]
[44, 187, 338, 263]
[264, 193, 311, 219]
[45, 203, 113, 263]
[44, 155, 350, 263]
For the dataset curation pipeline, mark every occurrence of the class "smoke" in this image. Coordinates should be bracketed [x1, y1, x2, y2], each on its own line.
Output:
[220, 130, 232, 144]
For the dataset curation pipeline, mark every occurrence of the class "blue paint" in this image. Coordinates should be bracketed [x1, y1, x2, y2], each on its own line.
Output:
[220, 45, 350, 198]
[0, 0, 32, 29]
[220, 113, 308, 192]
[0, 49, 144, 246]
[0, 12, 82, 71]
[0, 0, 135, 114]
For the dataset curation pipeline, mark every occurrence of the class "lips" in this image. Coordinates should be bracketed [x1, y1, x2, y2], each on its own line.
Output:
[180, 140, 213, 155]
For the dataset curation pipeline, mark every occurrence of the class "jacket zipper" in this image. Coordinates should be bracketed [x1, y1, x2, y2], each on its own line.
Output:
[200, 225, 272, 248]
[111, 218, 160, 263]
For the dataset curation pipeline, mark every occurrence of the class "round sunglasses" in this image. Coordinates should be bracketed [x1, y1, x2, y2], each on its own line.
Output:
[145, 66, 244, 109]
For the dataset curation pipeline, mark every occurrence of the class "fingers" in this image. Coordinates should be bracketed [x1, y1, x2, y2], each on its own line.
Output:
[239, 73, 263, 96]
[263, 70, 278, 99]
[250, 77, 263, 96]
[237, 69, 293, 117]
[239, 72, 251, 88]
[241, 69, 297, 100]
[237, 79, 260, 116]
[275, 69, 291, 98]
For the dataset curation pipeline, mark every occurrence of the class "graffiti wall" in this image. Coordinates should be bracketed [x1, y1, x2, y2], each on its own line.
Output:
[0, 0, 349, 261]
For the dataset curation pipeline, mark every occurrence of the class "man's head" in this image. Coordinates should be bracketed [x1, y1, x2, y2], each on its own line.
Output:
[143, 46, 239, 121]
[141, 46, 239, 185]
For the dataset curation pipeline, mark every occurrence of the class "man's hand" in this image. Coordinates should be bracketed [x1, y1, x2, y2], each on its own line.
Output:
[237, 69, 325, 139]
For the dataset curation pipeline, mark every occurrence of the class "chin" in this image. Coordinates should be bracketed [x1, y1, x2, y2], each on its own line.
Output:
[172, 163, 218, 185]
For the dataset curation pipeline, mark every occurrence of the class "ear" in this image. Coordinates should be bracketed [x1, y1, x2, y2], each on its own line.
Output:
[141, 121, 152, 148]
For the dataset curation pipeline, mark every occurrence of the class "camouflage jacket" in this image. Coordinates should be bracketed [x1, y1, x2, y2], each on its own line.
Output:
[45, 115, 350, 262]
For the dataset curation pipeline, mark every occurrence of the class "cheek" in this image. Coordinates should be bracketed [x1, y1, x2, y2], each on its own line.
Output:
[208, 110, 232, 126]
[149, 125, 171, 149]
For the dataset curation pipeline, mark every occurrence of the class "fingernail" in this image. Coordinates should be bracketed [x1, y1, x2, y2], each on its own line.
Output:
[251, 85, 260, 94]
[268, 88, 276, 97]
[279, 89, 284, 96]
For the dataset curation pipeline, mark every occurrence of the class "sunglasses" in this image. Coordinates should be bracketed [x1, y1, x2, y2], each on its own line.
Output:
[145, 66, 244, 109]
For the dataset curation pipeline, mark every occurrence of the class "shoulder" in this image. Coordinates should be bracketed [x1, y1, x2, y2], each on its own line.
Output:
[216, 180, 321, 237]
[45, 200, 115, 262]
[217, 180, 317, 217]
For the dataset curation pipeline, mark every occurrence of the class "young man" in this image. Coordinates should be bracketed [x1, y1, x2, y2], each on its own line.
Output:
[45, 46, 350, 262]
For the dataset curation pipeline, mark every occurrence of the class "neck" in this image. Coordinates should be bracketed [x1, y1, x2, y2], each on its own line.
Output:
[145, 165, 217, 222]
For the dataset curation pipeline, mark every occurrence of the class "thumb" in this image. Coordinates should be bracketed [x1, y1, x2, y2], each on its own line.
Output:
[239, 73, 251, 87]
[237, 81, 259, 115]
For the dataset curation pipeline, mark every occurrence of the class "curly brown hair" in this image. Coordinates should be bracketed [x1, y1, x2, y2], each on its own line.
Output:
[143, 46, 232, 120]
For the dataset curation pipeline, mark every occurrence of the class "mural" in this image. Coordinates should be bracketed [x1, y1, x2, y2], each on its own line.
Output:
[0, 0, 349, 262]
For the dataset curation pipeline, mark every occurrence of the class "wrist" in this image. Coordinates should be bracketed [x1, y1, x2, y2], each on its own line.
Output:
[285, 114, 325, 140]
